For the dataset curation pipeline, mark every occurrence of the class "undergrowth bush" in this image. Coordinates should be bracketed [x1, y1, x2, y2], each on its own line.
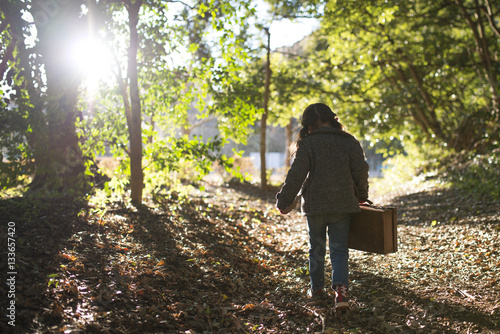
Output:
[369, 141, 449, 197]
[442, 148, 500, 200]
[373, 141, 500, 201]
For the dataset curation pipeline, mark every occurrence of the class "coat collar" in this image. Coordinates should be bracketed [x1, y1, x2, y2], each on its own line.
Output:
[310, 127, 344, 135]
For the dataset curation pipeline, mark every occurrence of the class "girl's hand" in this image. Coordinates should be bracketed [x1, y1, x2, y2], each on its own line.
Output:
[279, 206, 293, 214]
[358, 198, 373, 205]
[278, 197, 299, 214]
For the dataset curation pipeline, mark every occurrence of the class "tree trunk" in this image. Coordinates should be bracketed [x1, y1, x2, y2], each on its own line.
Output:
[284, 118, 293, 169]
[126, 0, 144, 204]
[148, 108, 155, 144]
[456, 0, 500, 118]
[408, 64, 445, 139]
[261, 28, 271, 189]
[390, 62, 448, 144]
[29, 0, 87, 195]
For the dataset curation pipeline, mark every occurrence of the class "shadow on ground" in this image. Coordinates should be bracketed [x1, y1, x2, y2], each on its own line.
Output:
[1, 181, 498, 333]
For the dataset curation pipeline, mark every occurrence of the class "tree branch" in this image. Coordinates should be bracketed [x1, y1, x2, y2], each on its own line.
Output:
[163, 0, 195, 10]
[0, 19, 8, 35]
[481, 0, 500, 38]
[0, 41, 14, 80]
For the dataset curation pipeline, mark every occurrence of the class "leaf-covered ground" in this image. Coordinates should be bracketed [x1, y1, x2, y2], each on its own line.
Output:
[0, 179, 499, 333]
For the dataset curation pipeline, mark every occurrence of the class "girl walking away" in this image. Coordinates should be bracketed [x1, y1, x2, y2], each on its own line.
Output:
[275, 103, 370, 315]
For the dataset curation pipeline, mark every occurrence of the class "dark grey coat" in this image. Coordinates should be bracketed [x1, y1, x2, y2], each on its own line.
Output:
[276, 127, 369, 216]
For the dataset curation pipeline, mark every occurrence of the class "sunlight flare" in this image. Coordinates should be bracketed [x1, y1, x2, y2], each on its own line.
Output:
[71, 37, 113, 95]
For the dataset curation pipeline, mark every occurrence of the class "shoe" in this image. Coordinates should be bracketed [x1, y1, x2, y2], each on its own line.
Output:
[333, 285, 350, 311]
[307, 288, 324, 299]
[306, 288, 325, 306]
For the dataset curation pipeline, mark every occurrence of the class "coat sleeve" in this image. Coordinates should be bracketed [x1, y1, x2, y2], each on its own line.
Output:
[350, 140, 370, 201]
[276, 144, 311, 210]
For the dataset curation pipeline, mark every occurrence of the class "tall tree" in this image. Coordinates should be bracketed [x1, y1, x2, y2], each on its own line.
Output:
[1, 0, 89, 195]
[260, 27, 271, 188]
[124, 0, 144, 204]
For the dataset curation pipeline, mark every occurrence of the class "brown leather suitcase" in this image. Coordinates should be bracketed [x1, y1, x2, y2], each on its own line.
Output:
[348, 205, 397, 254]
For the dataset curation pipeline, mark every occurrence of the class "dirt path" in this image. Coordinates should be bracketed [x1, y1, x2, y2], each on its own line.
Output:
[0, 180, 499, 333]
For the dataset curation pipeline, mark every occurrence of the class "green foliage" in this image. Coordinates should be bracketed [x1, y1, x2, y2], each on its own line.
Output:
[268, 44, 324, 127]
[0, 109, 34, 190]
[268, 0, 499, 153]
[377, 140, 500, 200]
[264, 0, 500, 199]
[73, 0, 260, 200]
[144, 135, 225, 183]
[4, 0, 497, 198]
[0, 3, 37, 191]
[442, 147, 500, 199]
[0, 0, 266, 198]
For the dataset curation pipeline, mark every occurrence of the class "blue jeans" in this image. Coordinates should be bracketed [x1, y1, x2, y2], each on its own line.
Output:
[307, 213, 350, 290]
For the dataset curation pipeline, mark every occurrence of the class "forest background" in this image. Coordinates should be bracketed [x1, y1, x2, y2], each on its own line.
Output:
[1, 0, 499, 201]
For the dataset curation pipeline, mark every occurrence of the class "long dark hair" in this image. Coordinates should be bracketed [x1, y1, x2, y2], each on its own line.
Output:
[295, 103, 343, 152]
